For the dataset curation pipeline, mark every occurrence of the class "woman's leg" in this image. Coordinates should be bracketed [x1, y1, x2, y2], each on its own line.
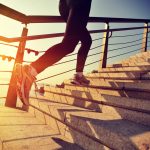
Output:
[31, 37, 79, 74]
[76, 28, 92, 72]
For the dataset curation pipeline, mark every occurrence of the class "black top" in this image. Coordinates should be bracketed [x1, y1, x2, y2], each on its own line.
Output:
[60, 0, 92, 8]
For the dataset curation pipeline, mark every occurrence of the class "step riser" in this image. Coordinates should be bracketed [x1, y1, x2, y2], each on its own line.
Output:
[99, 66, 150, 73]
[122, 58, 147, 64]
[87, 72, 150, 81]
[90, 79, 150, 83]
[110, 62, 150, 68]
[122, 55, 150, 62]
[29, 98, 109, 150]
[88, 79, 150, 92]
[65, 84, 150, 100]
[44, 87, 150, 112]
[44, 91, 150, 126]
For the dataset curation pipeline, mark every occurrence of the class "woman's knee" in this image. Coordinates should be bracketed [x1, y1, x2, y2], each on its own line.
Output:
[62, 38, 79, 54]
[82, 35, 92, 48]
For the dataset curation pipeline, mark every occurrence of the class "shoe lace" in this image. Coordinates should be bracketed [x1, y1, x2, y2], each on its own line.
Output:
[34, 81, 39, 91]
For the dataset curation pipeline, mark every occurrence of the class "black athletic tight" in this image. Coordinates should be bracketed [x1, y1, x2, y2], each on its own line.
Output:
[31, 0, 92, 73]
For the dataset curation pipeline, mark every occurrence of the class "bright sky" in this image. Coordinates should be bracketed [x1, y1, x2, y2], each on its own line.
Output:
[0, 0, 150, 97]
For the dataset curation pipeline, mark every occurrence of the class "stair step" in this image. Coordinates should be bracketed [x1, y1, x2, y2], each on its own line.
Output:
[42, 85, 150, 126]
[69, 112, 150, 150]
[28, 99, 150, 150]
[44, 85, 150, 112]
[121, 53, 150, 64]
[98, 65, 150, 73]
[122, 57, 147, 64]
[29, 97, 110, 150]
[65, 79, 150, 93]
[64, 82, 150, 100]
[85, 77, 150, 91]
[3, 135, 82, 150]
[109, 59, 150, 68]
[86, 72, 150, 80]
[0, 106, 82, 150]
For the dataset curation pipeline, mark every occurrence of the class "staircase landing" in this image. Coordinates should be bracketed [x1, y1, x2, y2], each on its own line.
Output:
[0, 106, 82, 150]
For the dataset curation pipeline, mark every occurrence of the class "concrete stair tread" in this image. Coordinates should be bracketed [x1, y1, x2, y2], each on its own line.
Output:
[68, 111, 150, 150]
[0, 106, 58, 141]
[29, 98, 110, 149]
[0, 106, 82, 150]
[30, 97, 93, 121]
[3, 135, 82, 150]
[0, 106, 29, 113]
[109, 61, 150, 68]
[86, 72, 147, 80]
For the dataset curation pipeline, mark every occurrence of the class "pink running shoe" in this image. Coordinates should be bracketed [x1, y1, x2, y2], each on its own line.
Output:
[15, 63, 37, 106]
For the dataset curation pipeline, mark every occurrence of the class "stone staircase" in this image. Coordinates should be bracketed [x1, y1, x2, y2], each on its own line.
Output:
[0, 51, 150, 150]
[27, 51, 150, 150]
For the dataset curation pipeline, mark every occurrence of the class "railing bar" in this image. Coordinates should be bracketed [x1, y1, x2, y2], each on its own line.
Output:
[108, 50, 140, 60]
[107, 47, 146, 60]
[66, 44, 103, 56]
[0, 84, 9, 85]
[23, 44, 103, 63]
[52, 51, 102, 66]
[0, 97, 6, 99]
[110, 26, 150, 32]
[24, 42, 150, 64]
[112, 32, 144, 38]
[1, 4, 150, 24]
[0, 71, 12, 73]
[109, 41, 150, 52]
[109, 36, 150, 46]
[52, 59, 76, 66]
[39, 44, 104, 54]
[36, 60, 100, 82]
[90, 26, 150, 34]
[36, 69, 75, 82]
[0, 37, 103, 54]
[0, 42, 18, 48]
[92, 37, 104, 42]
[1, 26, 150, 43]
[26, 16, 150, 24]
[0, 32, 145, 52]
[26, 38, 103, 54]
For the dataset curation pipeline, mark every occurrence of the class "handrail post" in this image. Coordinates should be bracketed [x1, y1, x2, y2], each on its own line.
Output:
[99, 22, 109, 69]
[5, 26, 28, 108]
[141, 23, 148, 52]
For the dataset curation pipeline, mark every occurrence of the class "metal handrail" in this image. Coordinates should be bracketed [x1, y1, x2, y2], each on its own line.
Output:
[1, 26, 150, 43]
[1, 4, 150, 24]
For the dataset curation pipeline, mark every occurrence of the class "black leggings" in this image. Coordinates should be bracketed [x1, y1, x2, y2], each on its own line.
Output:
[31, 0, 92, 73]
